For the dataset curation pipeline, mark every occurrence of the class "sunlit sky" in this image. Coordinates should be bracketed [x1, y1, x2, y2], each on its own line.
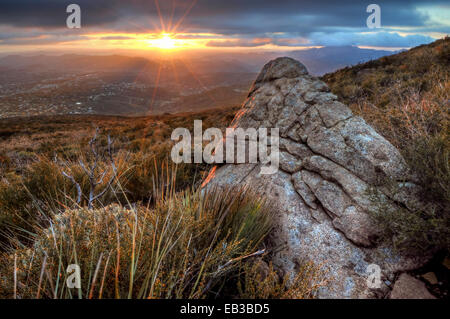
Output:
[0, 0, 448, 54]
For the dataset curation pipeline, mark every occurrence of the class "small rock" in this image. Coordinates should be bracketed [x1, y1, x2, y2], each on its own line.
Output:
[422, 272, 438, 285]
[442, 256, 450, 270]
[390, 274, 436, 299]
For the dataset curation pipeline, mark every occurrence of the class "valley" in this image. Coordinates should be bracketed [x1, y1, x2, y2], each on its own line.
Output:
[0, 46, 398, 118]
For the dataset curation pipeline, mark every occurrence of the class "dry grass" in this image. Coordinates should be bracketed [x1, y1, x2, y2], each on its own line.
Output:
[236, 261, 328, 299]
[0, 108, 238, 241]
[0, 118, 327, 299]
[0, 166, 326, 299]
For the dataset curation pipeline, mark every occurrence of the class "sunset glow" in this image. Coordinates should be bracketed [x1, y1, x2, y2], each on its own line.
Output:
[0, 1, 446, 54]
[150, 33, 177, 50]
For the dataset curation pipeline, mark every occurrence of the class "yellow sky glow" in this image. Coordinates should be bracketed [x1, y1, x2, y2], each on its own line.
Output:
[1, 29, 442, 54]
[82, 32, 211, 51]
[65, 32, 321, 53]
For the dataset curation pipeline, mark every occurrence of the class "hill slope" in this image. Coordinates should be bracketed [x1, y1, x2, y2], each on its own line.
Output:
[324, 38, 449, 264]
[322, 37, 449, 108]
[291, 46, 398, 75]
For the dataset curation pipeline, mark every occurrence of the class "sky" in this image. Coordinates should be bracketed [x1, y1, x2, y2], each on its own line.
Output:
[0, 0, 448, 54]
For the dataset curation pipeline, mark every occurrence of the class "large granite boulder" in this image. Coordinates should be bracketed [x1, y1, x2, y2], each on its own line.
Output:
[204, 57, 428, 298]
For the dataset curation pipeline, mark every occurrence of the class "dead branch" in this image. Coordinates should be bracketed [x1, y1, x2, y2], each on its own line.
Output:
[57, 128, 119, 209]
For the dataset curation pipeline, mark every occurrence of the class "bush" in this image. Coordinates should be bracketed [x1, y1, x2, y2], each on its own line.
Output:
[0, 159, 329, 299]
[369, 132, 449, 255]
[404, 134, 449, 205]
[0, 185, 275, 299]
[0, 158, 69, 243]
[370, 195, 449, 255]
[236, 261, 327, 299]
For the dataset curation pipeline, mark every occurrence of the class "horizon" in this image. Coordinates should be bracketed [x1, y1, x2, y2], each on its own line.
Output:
[0, 44, 407, 60]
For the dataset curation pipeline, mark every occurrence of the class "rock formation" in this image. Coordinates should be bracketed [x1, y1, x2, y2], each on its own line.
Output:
[204, 57, 429, 298]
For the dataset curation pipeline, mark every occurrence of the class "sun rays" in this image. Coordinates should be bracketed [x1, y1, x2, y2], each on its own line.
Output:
[155, 33, 176, 49]
[147, 0, 198, 51]
[147, 33, 177, 50]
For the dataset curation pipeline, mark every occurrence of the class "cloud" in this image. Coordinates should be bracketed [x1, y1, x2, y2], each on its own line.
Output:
[309, 31, 436, 47]
[206, 38, 272, 47]
[0, 0, 447, 48]
[204, 31, 435, 48]
[0, 34, 87, 45]
[0, 26, 87, 45]
[0, 0, 444, 30]
[100, 36, 134, 41]
[206, 36, 311, 48]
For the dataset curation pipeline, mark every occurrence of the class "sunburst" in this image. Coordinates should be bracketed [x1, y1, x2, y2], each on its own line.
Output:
[152, 33, 176, 50]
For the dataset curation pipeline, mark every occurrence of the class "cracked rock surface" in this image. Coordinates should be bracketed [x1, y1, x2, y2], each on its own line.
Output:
[204, 57, 428, 298]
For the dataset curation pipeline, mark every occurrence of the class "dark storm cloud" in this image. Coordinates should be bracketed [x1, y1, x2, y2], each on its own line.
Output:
[0, 0, 442, 30]
[0, 0, 448, 47]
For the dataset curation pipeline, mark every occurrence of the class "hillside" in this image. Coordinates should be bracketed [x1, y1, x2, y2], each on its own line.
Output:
[323, 39, 449, 283]
[322, 38, 449, 170]
[322, 37, 449, 109]
[291, 46, 398, 75]
[0, 46, 399, 118]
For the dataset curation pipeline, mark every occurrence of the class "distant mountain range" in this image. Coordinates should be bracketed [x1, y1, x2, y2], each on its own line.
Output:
[287, 46, 401, 75]
[0, 45, 399, 76]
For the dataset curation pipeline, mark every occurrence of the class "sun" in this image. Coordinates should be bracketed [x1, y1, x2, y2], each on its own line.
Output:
[153, 33, 176, 50]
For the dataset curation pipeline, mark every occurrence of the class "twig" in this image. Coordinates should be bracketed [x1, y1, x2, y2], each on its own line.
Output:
[36, 255, 47, 299]
[61, 171, 82, 204]
[13, 253, 17, 299]
[216, 249, 266, 273]
[57, 129, 119, 209]
[89, 252, 104, 299]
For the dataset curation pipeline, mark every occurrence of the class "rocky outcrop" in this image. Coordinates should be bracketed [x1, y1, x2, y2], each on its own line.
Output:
[204, 57, 428, 298]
